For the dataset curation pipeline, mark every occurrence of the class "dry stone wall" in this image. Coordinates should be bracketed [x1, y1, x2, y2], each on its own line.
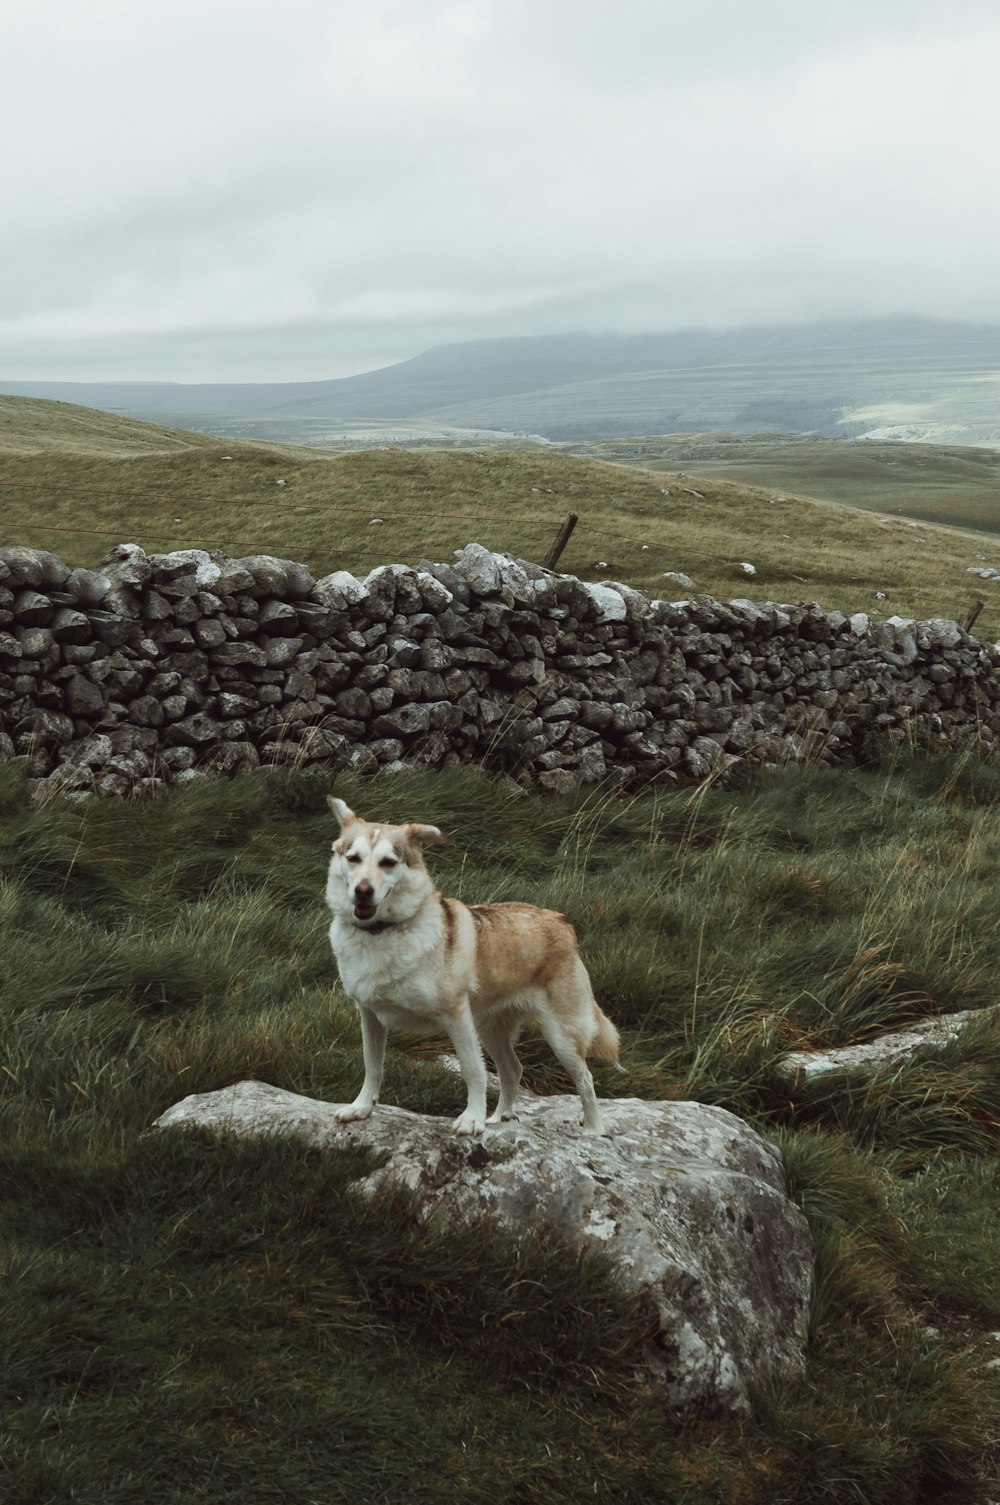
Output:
[2, 540, 999, 799]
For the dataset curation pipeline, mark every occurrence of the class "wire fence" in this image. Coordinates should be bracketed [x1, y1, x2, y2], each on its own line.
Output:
[1, 481, 695, 559]
[0, 478, 749, 573]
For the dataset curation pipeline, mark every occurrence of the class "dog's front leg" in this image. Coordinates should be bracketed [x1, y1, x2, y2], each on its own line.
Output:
[335, 1005, 386, 1123]
[447, 1003, 488, 1137]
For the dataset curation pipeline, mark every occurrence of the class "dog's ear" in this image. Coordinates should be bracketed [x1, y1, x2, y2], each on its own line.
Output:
[327, 796, 356, 830]
[405, 822, 447, 848]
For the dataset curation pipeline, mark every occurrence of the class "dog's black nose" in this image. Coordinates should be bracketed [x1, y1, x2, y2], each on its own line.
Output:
[355, 881, 375, 899]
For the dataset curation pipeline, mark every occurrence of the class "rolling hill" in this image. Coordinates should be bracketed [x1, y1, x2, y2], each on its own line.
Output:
[3, 317, 1000, 445]
[3, 395, 1000, 636]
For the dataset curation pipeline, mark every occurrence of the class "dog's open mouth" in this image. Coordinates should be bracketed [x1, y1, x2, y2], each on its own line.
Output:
[353, 900, 378, 922]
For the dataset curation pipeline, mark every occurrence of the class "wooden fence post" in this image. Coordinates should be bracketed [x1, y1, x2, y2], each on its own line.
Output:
[961, 599, 984, 634]
[541, 513, 578, 572]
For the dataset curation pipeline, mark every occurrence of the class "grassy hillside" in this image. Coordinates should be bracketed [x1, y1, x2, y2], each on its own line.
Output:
[586, 433, 1000, 536]
[3, 397, 1000, 635]
[3, 754, 1000, 1502]
[0, 393, 218, 457]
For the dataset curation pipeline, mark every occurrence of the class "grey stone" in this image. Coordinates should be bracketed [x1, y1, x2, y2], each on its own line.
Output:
[359, 565, 405, 621]
[193, 618, 229, 650]
[99, 543, 151, 589]
[17, 708, 75, 742]
[258, 598, 300, 634]
[163, 713, 220, 746]
[57, 733, 114, 769]
[415, 571, 454, 611]
[334, 687, 373, 721]
[128, 695, 165, 728]
[87, 611, 131, 647]
[581, 582, 628, 621]
[265, 635, 304, 667]
[370, 703, 433, 738]
[0, 547, 69, 589]
[777, 1008, 995, 1080]
[537, 767, 579, 793]
[17, 626, 56, 659]
[231, 556, 292, 596]
[149, 550, 222, 591]
[453, 543, 504, 596]
[419, 639, 455, 671]
[210, 642, 268, 668]
[51, 608, 92, 644]
[291, 602, 333, 638]
[312, 571, 367, 610]
[102, 585, 143, 619]
[64, 674, 108, 718]
[160, 695, 189, 721]
[216, 563, 257, 595]
[155, 1083, 813, 1416]
[14, 590, 54, 626]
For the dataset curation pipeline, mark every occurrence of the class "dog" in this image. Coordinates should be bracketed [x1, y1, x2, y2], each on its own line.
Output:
[325, 797, 620, 1136]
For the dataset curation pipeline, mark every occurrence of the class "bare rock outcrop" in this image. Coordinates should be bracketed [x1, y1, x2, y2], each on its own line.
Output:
[155, 1080, 814, 1415]
[777, 1006, 997, 1080]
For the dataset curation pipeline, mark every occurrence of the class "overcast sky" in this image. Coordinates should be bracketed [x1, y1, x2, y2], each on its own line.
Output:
[4, 0, 1000, 383]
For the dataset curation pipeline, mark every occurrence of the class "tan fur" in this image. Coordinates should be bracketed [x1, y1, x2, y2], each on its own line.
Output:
[325, 797, 619, 1136]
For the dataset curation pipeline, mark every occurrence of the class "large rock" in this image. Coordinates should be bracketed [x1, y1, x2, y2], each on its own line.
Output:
[312, 571, 368, 610]
[154, 1081, 813, 1414]
[0, 547, 69, 589]
[452, 542, 504, 596]
[148, 549, 222, 594]
[99, 543, 151, 589]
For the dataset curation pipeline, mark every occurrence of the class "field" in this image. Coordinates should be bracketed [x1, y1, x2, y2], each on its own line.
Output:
[582, 433, 1000, 537]
[4, 396, 1000, 1501]
[3, 751, 1000, 1502]
[4, 396, 1000, 636]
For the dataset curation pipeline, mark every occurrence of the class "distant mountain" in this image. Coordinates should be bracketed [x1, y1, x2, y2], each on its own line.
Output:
[4, 318, 1000, 445]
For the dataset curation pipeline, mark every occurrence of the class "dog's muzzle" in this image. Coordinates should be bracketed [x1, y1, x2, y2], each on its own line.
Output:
[352, 881, 378, 922]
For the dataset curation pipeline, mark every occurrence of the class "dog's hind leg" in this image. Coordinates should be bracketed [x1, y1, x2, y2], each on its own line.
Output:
[478, 1009, 524, 1124]
[537, 1009, 606, 1135]
[335, 1005, 386, 1123]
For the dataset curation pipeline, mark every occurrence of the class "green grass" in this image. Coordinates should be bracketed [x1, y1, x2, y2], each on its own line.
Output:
[3, 753, 1000, 1502]
[4, 397, 1000, 633]
[588, 432, 1000, 536]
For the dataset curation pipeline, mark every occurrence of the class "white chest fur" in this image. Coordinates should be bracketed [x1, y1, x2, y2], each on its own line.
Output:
[329, 910, 445, 1026]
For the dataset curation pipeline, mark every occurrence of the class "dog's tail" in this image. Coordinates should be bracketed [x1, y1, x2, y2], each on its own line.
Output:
[587, 1005, 621, 1067]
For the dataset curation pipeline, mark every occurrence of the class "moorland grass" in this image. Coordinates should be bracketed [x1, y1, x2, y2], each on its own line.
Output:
[4, 397, 1000, 632]
[598, 434, 1000, 537]
[2, 753, 1000, 1502]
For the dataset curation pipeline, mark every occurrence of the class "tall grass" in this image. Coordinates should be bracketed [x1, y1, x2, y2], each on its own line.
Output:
[2, 751, 1000, 1500]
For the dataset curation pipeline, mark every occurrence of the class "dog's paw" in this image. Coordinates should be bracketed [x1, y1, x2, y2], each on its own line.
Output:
[335, 1102, 375, 1124]
[486, 1111, 518, 1124]
[451, 1111, 485, 1137]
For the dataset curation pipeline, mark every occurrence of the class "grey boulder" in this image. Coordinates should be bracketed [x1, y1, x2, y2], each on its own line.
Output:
[155, 1081, 813, 1414]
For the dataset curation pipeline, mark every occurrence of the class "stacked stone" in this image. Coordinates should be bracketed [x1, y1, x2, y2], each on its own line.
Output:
[2, 541, 999, 799]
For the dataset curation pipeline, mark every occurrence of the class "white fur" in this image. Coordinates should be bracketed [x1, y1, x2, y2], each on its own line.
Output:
[325, 798, 617, 1137]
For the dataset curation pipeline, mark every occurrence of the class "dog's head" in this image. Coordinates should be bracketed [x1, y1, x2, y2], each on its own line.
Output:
[326, 797, 446, 927]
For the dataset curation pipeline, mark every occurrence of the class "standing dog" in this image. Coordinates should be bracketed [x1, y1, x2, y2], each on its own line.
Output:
[325, 797, 619, 1136]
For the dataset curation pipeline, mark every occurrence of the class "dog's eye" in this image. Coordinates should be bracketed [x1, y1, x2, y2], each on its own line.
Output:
[345, 853, 361, 864]
[379, 857, 398, 870]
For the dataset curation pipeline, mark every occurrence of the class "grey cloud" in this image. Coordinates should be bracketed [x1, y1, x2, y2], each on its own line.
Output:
[4, 0, 1000, 381]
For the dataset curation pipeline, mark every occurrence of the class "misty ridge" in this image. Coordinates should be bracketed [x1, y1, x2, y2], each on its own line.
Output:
[4, 316, 1000, 448]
